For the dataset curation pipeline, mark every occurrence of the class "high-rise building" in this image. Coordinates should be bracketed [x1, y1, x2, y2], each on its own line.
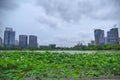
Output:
[94, 29, 105, 45]
[0, 37, 2, 46]
[19, 35, 28, 48]
[107, 28, 119, 44]
[29, 35, 37, 48]
[4, 27, 15, 47]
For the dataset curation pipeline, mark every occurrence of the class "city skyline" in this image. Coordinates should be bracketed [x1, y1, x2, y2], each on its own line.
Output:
[0, 0, 120, 47]
[1, 27, 120, 47]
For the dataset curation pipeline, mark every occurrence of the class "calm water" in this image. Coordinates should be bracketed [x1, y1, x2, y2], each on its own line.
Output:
[36, 50, 120, 54]
[0, 50, 120, 54]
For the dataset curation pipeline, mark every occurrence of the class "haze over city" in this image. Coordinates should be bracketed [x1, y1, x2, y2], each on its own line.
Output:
[0, 0, 120, 47]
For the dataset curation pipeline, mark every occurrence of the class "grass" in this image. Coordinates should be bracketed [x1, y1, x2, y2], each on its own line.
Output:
[0, 51, 120, 80]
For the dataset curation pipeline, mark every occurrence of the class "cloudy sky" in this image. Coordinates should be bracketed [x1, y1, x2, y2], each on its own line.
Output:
[0, 0, 120, 47]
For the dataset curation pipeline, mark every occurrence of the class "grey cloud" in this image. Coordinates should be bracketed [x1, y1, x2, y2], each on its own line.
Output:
[0, 0, 18, 10]
[0, 0, 17, 20]
[0, 0, 34, 20]
[113, 0, 120, 7]
[89, 0, 120, 21]
[37, 0, 90, 22]
[37, 12, 62, 29]
[112, 0, 120, 18]
[37, 0, 120, 22]
[0, 0, 18, 16]
[0, 0, 18, 37]
[38, 18, 58, 29]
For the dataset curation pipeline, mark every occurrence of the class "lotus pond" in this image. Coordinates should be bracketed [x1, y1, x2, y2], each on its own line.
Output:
[0, 51, 120, 80]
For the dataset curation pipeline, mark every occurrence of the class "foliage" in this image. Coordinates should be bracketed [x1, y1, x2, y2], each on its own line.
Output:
[87, 44, 120, 50]
[1, 44, 120, 50]
[0, 51, 120, 79]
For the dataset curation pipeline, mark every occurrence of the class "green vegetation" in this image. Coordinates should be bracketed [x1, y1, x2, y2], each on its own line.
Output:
[0, 52, 120, 80]
[87, 44, 120, 50]
[1, 44, 120, 50]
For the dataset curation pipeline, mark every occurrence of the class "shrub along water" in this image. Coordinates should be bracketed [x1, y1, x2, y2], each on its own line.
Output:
[0, 51, 120, 79]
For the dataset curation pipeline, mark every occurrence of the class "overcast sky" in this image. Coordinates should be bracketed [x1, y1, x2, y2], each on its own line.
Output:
[0, 0, 120, 47]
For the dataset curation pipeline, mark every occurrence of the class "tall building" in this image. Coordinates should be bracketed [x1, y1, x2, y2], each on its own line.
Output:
[107, 28, 119, 44]
[0, 37, 2, 46]
[19, 35, 28, 48]
[29, 35, 37, 48]
[4, 27, 15, 47]
[94, 29, 105, 45]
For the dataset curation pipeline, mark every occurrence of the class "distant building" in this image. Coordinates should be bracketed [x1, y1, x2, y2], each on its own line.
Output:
[104, 37, 108, 45]
[0, 37, 2, 46]
[88, 43, 91, 46]
[39, 45, 50, 49]
[4, 27, 15, 47]
[91, 40, 95, 45]
[119, 38, 120, 44]
[94, 29, 105, 45]
[49, 44, 56, 49]
[29, 35, 37, 48]
[107, 28, 119, 45]
[19, 35, 28, 48]
[15, 40, 19, 46]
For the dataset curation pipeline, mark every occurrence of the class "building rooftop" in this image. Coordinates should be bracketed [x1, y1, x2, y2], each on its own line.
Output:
[5, 27, 13, 31]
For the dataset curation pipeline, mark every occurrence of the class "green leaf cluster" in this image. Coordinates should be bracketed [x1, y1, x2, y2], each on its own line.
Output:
[0, 52, 120, 79]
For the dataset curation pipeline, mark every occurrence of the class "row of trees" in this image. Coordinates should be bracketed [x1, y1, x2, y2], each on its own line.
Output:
[87, 44, 120, 50]
[72, 44, 120, 50]
[0, 44, 120, 50]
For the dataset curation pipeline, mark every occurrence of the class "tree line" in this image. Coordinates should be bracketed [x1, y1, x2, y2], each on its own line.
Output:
[0, 44, 120, 50]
